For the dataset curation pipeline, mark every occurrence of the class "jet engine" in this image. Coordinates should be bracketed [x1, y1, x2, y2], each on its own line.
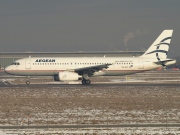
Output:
[54, 71, 82, 81]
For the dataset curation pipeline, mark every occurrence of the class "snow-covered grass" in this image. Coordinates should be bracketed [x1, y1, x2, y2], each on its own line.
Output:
[0, 71, 180, 134]
[2, 127, 180, 135]
[0, 85, 179, 126]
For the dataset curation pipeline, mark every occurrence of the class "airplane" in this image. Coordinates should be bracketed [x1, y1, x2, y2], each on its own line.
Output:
[5, 30, 176, 85]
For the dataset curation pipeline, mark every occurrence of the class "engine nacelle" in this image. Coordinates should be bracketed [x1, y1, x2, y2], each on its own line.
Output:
[54, 71, 82, 81]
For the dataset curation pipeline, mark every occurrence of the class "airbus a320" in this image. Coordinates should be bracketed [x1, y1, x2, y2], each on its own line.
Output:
[5, 30, 176, 85]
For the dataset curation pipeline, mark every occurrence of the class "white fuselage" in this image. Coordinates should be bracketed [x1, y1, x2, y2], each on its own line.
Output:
[5, 57, 163, 77]
[4, 30, 176, 85]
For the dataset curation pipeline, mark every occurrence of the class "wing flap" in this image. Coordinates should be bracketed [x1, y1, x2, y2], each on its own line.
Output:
[74, 64, 112, 75]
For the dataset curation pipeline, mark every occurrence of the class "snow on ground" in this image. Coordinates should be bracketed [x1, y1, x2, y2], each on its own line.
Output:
[0, 86, 179, 125]
[0, 71, 180, 134]
[2, 127, 180, 135]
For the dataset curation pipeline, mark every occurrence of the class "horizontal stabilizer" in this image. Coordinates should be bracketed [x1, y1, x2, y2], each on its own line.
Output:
[154, 59, 176, 66]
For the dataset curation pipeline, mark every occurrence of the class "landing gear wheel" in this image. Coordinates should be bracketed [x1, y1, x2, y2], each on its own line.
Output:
[85, 80, 91, 85]
[82, 79, 91, 85]
[82, 80, 86, 85]
[26, 81, 30, 85]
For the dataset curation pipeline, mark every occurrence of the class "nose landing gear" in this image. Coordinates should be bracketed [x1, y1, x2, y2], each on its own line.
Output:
[26, 81, 30, 85]
[26, 76, 30, 85]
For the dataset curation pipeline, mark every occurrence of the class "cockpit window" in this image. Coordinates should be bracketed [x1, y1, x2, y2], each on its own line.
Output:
[11, 62, 20, 65]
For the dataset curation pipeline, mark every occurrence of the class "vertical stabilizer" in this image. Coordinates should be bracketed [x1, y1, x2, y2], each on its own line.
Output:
[141, 30, 173, 59]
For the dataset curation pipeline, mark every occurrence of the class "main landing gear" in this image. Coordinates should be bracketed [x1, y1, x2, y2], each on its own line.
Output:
[81, 79, 91, 85]
[81, 74, 91, 85]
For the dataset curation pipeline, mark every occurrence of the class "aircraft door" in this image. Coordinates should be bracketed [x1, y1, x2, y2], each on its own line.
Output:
[25, 59, 31, 69]
[138, 59, 144, 69]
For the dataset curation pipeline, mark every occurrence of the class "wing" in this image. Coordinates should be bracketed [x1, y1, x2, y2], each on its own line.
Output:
[74, 64, 112, 76]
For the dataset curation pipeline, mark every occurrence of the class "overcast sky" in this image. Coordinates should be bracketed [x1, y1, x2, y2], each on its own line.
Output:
[0, 0, 180, 58]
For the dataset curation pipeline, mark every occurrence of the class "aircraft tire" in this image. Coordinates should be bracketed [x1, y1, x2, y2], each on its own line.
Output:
[82, 80, 86, 85]
[85, 80, 91, 85]
[82, 79, 91, 85]
[26, 81, 30, 85]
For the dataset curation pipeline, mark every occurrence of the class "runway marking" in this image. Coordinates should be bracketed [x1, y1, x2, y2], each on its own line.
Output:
[1, 79, 12, 85]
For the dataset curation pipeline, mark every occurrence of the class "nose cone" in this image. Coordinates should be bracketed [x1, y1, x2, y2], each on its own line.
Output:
[4, 66, 8, 73]
[4, 66, 11, 74]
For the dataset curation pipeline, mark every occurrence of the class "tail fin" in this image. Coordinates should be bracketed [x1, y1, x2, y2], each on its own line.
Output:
[141, 30, 173, 59]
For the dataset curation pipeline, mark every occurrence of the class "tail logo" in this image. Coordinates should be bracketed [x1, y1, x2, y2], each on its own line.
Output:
[146, 36, 171, 62]
[141, 30, 173, 60]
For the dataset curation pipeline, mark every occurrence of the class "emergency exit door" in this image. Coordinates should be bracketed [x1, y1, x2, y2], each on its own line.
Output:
[138, 59, 144, 69]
